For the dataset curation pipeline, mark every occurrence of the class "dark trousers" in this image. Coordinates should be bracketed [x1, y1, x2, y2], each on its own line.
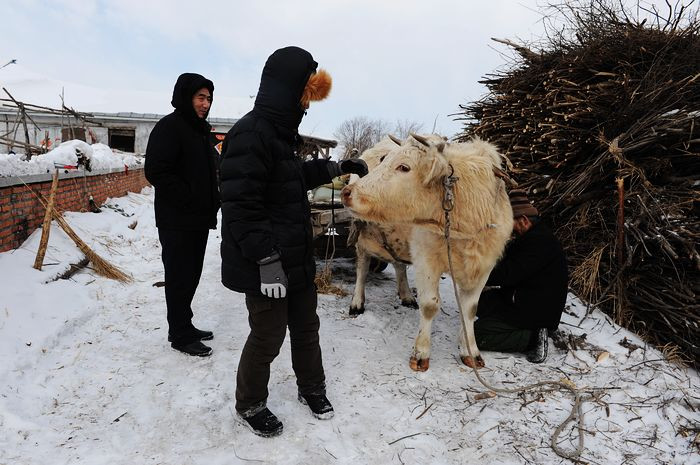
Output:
[235, 285, 326, 416]
[475, 290, 534, 353]
[157, 228, 209, 343]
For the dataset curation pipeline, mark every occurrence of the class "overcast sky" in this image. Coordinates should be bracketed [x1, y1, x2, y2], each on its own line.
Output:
[0, 0, 681, 140]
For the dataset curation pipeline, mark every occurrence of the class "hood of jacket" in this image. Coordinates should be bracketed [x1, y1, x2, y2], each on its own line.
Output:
[253, 46, 317, 132]
[171, 72, 214, 133]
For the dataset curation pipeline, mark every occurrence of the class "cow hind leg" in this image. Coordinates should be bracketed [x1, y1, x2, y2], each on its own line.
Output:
[394, 263, 417, 309]
[458, 288, 485, 369]
[410, 269, 440, 372]
[349, 248, 371, 316]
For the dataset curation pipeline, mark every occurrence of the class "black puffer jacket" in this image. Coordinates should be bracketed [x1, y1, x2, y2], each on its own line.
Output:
[486, 221, 569, 330]
[219, 47, 336, 294]
[145, 73, 220, 230]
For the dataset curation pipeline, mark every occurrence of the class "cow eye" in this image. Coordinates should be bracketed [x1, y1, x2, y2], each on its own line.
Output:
[379, 156, 386, 163]
[397, 164, 411, 172]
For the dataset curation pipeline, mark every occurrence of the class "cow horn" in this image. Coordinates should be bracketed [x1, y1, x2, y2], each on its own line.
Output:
[388, 134, 402, 145]
[410, 132, 430, 147]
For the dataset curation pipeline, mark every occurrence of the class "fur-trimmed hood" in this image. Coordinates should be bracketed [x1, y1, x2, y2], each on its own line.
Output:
[253, 46, 330, 131]
[301, 69, 332, 108]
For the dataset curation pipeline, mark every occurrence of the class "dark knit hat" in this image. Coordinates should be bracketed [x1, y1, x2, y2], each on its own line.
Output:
[509, 189, 539, 218]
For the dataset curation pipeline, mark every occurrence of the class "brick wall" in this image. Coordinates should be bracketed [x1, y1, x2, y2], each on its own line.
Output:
[0, 167, 149, 252]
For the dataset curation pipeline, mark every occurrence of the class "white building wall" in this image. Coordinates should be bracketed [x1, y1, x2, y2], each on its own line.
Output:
[0, 111, 235, 155]
[134, 123, 156, 153]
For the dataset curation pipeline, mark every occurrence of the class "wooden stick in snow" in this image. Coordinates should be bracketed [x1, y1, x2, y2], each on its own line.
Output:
[33, 169, 59, 270]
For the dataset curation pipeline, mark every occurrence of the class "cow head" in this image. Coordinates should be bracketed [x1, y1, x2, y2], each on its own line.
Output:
[342, 136, 403, 189]
[341, 133, 451, 224]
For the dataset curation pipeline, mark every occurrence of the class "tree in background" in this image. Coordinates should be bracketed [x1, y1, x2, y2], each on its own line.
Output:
[334, 117, 423, 160]
[393, 119, 424, 140]
[334, 117, 387, 160]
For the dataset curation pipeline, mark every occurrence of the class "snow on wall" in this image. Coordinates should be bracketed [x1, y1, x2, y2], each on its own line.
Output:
[0, 140, 142, 177]
[0, 153, 149, 252]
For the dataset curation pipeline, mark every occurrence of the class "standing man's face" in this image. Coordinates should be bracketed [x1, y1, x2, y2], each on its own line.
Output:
[192, 88, 212, 119]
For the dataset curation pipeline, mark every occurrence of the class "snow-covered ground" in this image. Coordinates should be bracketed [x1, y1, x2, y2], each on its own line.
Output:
[0, 188, 698, 465]
[0, 140, 141, 177]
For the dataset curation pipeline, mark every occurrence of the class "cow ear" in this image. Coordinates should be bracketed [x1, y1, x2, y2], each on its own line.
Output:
[423, 152, 449, 186]
[388, 134, 402, 145]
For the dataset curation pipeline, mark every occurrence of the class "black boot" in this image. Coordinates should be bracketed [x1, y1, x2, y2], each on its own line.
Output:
[298, 392, 334, 420]
[238, 408, 283, 438]
[168, 327, 213, 342]
[191, 327, 213, 341]
[171, 340, 212, 357]
[526, 328, 548, 363]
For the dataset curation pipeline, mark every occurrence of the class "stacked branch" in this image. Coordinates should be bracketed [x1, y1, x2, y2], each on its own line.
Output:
[457, 1, 700, 366]
[0, 96, 104, 126]
[0, 90, 103, 156]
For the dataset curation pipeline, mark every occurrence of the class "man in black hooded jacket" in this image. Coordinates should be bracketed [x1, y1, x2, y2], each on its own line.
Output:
[145, 73, 220, 357]
[219, 46, 367, 437]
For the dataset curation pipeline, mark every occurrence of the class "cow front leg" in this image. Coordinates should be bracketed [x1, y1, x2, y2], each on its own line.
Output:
[349, 247, 371, 316]
[394, 263, 417, 308]
[458, 286, 485, 368]
[409, 267, 440, 372]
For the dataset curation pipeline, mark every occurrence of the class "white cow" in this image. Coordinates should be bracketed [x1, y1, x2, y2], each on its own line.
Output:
[341, 135, 512, 371]
[346, 136, 417, 315]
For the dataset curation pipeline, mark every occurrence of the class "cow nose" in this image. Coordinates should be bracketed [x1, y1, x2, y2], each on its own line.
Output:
[341, 185, 352, 205]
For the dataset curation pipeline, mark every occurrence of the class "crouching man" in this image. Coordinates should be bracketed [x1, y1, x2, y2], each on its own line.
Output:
[475, 189, 568, 363]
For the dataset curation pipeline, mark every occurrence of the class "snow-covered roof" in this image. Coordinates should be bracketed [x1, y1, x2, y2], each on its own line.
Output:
[0, 64, 252, 120]
[0, 107, 239, 125]
[87, 112, 238, 124]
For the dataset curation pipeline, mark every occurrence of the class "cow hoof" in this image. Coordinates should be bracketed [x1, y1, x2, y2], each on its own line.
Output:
[461, 355, 485, 369]
[409, 356, 429, 372]
[349, 306, 365, 317]
[401, 299, 419, 309]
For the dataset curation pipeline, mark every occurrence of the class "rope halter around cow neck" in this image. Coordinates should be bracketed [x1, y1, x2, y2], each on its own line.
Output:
[442, 164, 458, 218]
[440, 167, 587, 461]
[442, 164, 458, 243]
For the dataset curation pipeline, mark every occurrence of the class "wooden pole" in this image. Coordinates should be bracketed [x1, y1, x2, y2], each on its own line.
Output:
[20, 104, 31, 157]
[0, 135, 44, 152]
[2, 88, 42, 131]
[33, 170, 60, 270]
[2, 88, 35, 157]
[615, 177, 625, 271]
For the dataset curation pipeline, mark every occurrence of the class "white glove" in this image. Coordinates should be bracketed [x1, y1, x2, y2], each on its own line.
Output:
[258, 252, 287, 299]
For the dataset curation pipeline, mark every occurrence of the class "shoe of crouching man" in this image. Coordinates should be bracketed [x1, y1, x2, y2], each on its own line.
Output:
[237, 407, 283, 438]
[298, 391, 334, 420]
[170, 340, 212, 357]
[526, 328, 548, 363]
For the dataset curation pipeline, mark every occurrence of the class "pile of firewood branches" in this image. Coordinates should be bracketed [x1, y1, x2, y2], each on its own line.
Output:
[457, 1, 700, 366]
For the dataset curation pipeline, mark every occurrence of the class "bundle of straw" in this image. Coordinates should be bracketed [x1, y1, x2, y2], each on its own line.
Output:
[48, 207, 133, 283]
[32, 189, 132, 283]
